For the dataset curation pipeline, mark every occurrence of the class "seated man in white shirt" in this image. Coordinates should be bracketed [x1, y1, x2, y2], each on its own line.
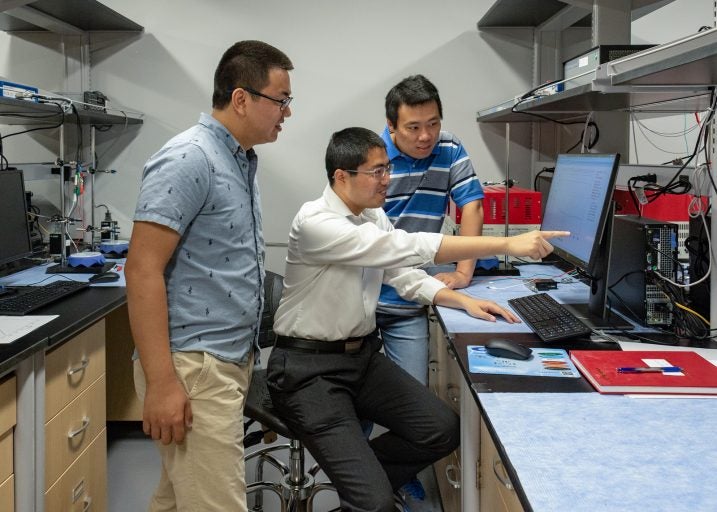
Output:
[266, 127, 568, 512]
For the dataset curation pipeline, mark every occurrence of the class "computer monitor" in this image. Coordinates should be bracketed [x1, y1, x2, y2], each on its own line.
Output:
[0, 169, 33, 266]
[540, 153, 626, 329]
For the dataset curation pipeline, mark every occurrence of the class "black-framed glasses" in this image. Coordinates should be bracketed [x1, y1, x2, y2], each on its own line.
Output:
[232, 85, 293, 111]
[342, 164, 394, 180]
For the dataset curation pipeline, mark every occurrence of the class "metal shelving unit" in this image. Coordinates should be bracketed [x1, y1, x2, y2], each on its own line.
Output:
[471, 1, 717, 361]
[607, 28, 717, 85]
[0, 1, 144, 273]
[0, 0, 143, 34]
[476, 28, 717, 123]
[0, 96, 143, 126]
[477, 0, 675, 28]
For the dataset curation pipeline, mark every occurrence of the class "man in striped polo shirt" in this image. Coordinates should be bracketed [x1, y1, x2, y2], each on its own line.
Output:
[376, 74, 484, 502]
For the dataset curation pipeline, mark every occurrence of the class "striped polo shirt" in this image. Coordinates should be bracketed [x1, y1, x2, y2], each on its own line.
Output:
[378, 125, 483, 309]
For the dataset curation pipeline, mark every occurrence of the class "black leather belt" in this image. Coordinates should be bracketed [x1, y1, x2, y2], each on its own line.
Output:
[275, 335, 366, 354]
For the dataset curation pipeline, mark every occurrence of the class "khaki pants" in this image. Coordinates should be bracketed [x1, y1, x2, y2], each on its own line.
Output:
[134, 351, 253, 512]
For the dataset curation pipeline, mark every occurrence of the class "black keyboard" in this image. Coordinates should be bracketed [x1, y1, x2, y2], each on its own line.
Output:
[0, 280, 89, 316]
[508, 293, 592, 342]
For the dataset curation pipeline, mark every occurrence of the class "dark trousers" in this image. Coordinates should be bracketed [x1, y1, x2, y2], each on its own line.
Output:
[266, 334, 460, 512]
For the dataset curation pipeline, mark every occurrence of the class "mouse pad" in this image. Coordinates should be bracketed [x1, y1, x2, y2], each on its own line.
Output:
[468, 346, 580, 378]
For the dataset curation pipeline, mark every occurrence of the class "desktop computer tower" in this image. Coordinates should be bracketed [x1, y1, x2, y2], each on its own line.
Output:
[687, 215, 710, 322]
[608, 215, 678, 327]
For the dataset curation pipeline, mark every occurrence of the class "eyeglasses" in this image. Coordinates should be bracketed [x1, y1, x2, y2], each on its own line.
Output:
[233, 85, 293, 111]
[342, 164, 394, 180]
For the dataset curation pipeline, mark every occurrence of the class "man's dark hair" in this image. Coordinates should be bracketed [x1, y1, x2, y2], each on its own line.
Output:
[384, 74, 443, 126]
[325, 127, 386, 185]
[212, 40, 293, 109]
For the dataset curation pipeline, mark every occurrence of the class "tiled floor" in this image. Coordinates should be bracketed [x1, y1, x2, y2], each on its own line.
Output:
[107, 422, 443, 512]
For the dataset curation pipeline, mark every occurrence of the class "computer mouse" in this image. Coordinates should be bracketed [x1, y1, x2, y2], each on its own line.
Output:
[485, 339, 533, 360]
[89, 271, 120, 284]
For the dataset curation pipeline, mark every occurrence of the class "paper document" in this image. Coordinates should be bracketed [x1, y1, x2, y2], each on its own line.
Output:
[618, 341, 717, 367]
[0, 315, 58, 344]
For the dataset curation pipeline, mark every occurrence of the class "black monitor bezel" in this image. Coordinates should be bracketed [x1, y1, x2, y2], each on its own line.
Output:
[0, 169, 33, 266]
[542, 153, 621, 278]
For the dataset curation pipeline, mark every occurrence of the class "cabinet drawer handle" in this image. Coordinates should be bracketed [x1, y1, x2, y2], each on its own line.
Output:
[428, 360, 439, 373]
[493, 456, 514, 490]
[445, 464, 461, 489]
[68, 417, 91, 438]
[82, 496, 92, 512]
[446, 384, 460, 403]
[68, 358, 90, 376]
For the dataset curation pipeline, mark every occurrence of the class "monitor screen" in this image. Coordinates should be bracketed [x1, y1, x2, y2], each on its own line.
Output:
[0, 170, 33, 266]
[541, 153, 620, 273]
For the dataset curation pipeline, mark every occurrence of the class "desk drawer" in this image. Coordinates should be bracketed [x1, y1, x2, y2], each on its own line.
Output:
[0, 374, 16, 434]
[45, 375, 106, 489]
[0, 429, 12, 484]
[444, 345, 462, 415]
[0, 474, 14, 511]
[434, 449, 461, 512]
[45, 429, 107, 512]
[46, 321, 106, 421]
[480, 418, 523, 512]
[0, 375, 16, 485]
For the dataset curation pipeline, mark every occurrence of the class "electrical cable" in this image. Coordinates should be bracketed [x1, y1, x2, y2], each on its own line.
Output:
[625, 91, 717, 215]
[510, 84, 592, 126]
[96, 110, 129, 167]
[564, 121, 599, 153]
[0, 102, 65, 141]
[533, 167, 554, 192]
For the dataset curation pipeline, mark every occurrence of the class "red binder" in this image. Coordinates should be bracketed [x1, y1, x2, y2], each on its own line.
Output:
[569, 350, 717, 395]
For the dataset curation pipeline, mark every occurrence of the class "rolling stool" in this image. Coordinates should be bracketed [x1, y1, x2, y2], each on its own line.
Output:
[244, 271, 335, 511]
[244, 372, 408, 512]
[243, 271, 407, 512]
[245, 369, 335, 511]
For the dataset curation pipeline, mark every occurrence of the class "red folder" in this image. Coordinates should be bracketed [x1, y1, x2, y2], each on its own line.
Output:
[569, 350, 717, 395]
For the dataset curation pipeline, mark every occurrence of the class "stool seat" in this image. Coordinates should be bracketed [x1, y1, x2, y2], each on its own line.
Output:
[245, 369, 293, 440]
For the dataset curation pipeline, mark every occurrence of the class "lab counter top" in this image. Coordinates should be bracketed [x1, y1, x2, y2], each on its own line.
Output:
[0, 286, 126, 377]
[432, 265, 717, 511]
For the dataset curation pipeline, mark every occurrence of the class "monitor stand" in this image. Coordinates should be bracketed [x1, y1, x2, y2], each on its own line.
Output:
[565, 302, 633, 332]
[564, 202, 633, 332]
[46, 262, 115, 274]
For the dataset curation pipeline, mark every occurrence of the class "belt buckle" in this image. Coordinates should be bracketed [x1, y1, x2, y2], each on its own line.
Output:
[344, 339, 362, 353]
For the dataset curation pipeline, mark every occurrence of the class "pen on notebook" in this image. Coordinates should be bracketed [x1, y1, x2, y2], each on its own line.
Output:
[617, 366, 682, 373]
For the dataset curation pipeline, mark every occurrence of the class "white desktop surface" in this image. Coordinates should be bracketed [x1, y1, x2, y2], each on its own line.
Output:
[436, 264, 599, 333]
[479, 392, 717, 511]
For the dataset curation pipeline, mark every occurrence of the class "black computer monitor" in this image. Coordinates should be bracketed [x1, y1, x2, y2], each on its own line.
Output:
[0, 169, 33, 266]
[540, 153, 626, 329]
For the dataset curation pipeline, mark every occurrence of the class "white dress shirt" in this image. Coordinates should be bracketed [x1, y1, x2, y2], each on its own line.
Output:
[273, 185, 446, 341]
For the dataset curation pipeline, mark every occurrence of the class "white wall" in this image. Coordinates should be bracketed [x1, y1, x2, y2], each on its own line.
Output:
[0, 0, 713, 272]
[629, 1, 715, 165]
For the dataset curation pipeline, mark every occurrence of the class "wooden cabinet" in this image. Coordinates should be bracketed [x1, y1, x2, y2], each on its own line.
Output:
[0, 374, 16, 512]
[428, 314, 462, 511]
[44, 320, 107, 511]
[45, 430, 107, 512]
[479, 417, 524, 512]
[430, 316, 527, 512]
[105, 304, 142, 421]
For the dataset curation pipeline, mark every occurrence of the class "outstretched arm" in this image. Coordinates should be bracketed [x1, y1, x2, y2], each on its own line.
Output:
[434, 230, 570, 264]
